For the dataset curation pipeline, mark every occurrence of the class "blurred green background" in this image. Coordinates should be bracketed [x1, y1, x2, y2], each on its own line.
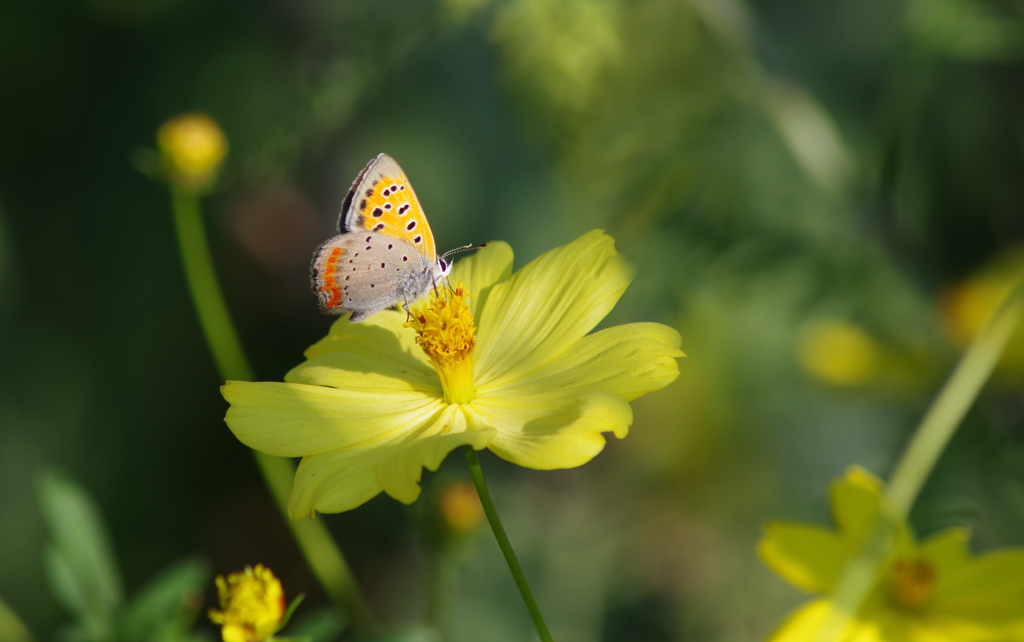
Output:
[3, 0, 1024, 639]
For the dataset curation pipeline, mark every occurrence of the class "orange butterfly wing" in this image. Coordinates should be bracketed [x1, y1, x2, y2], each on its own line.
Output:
[340, 154, 437, 262]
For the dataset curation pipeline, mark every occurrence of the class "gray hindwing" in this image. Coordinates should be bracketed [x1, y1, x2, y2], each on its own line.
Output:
[311, 232, 435, 322]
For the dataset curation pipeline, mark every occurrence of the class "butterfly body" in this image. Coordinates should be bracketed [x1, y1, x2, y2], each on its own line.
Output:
[311, 154, 452, 322]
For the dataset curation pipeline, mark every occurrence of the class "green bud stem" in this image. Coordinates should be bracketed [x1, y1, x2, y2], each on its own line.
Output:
[169, 187, 378, 637]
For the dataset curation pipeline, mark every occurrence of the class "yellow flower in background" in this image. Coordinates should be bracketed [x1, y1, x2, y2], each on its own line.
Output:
[942, 250, 1024, 379]
[222, 230, 684, 518]
[759, 468, 1024, 642]
[798, 320, 881, 386]
[157, 113, 227, 191]
[208, 564, 285, 642]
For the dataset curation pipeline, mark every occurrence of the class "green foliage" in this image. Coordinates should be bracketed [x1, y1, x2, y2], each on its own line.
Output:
[38, 471, 123, 642]
[37, 472, 210, 642]
[279, 608, 346, 642]
[119, 559, 209, 642]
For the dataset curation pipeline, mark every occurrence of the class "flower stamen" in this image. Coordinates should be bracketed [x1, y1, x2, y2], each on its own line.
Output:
[889, 558, 937, 611]
[406, 282, 477, 405]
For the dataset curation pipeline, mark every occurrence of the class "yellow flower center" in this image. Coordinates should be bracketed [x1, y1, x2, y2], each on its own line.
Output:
[889, 558, 937, 611]
[208, 564, 286, 642]
[405, 282, 477, 405]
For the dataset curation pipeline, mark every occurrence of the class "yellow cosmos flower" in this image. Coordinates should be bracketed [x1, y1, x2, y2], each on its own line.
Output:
[759, 467, 1024, 642]
[208, 564, 286, 642]
[222, 230, 683, 518]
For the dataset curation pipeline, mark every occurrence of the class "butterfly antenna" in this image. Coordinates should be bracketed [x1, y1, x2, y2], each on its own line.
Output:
[440, 242, 486, 261]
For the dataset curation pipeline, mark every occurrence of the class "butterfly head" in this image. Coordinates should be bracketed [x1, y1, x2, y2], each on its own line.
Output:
[435, 243, 484, 280]
[436, 256, 453, 279]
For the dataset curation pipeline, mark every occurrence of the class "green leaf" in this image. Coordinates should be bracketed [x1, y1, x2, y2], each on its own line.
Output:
[120, 558, 210, 642]
[36, 469, 123, 640]
[280, 608, 347, 642]
[274, 594, 305, 634]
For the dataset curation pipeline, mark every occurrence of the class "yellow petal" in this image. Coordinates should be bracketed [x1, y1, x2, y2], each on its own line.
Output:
[474, 230, 632, 388]
[478, 322, 683, 402]
[471, 389, 632, 469]
[220, 624, 248, 642]
[448, 241, 514, 318]
[919, 527, 972, 578]
[376, 407, 494, 503]
[303, 308, 432, 374]
[223, 380, 442, 457]
[922, 603, 1024, 639]
[767, 600, 887, 642]
[935, 549, 1024, 600]
[758, 522, 849, 594]
[830, 466, 883, 539]
[766, 599, 829, 642]
[288, 405, 495, 518]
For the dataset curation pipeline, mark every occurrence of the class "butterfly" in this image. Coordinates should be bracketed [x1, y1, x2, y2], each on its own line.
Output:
[310, 153, 456, 323]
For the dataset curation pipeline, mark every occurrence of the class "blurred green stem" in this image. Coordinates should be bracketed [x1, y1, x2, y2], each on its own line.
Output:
[885, 278, 1024, 515]
[462, 446, 553, 642]
[169, 187, 377, 637]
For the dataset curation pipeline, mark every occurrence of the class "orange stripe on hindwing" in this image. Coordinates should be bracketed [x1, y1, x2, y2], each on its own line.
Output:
[320, 246, 345, 308]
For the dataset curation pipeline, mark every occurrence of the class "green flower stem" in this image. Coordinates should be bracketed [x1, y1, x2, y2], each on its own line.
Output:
[169, 187, 377, 636]
[462, 446, 554, 642]
[885, 278, 1024, 516]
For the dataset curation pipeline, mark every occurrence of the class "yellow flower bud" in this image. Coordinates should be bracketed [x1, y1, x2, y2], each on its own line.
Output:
[437, 480, 484, 534]
[798, 320, 880, 386]
[157, 113, 227, 191]
[208, 564, 285, 642]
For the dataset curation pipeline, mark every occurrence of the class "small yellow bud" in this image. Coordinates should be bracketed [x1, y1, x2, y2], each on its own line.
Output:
[798, 320, 880, 386]
[437, 480, 484, 534]
[208, 564, 285, 642]
[157, 113, 227, 191]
